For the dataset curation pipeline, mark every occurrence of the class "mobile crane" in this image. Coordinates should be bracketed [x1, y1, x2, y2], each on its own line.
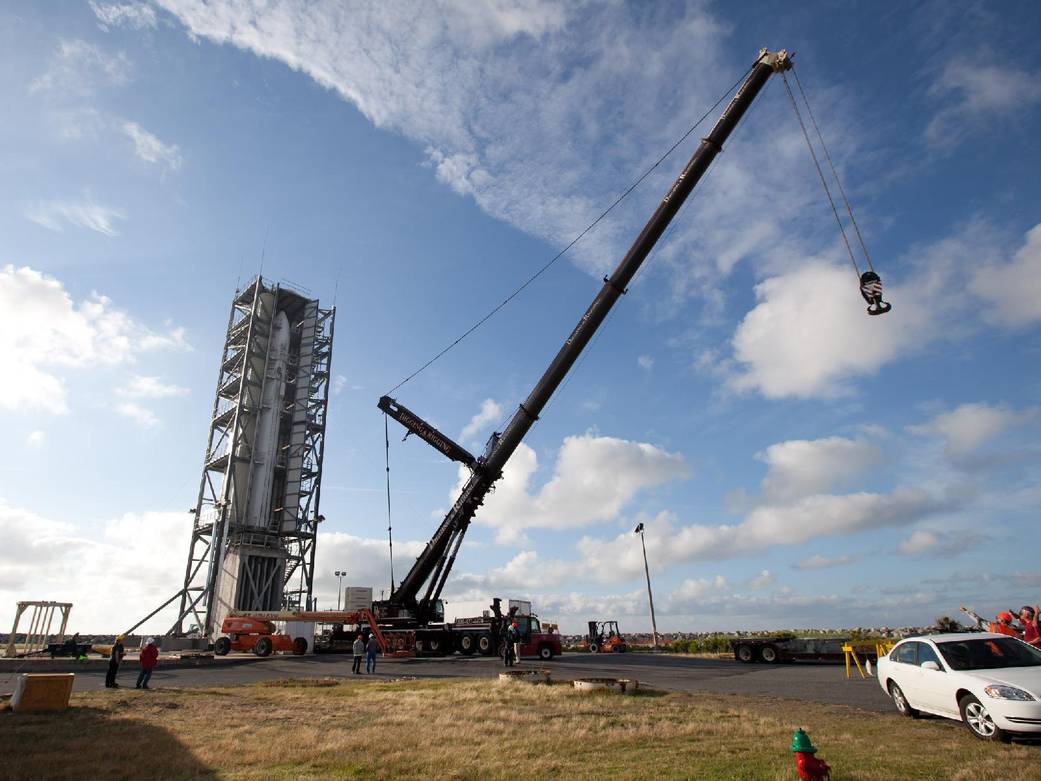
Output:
[373, 49, 797, 655]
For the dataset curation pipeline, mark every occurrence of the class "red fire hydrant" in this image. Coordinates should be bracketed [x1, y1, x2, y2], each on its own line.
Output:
[791, 728, 830, 781]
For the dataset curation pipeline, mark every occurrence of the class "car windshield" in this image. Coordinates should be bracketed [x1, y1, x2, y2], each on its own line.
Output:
[936, 637, 1041, 671]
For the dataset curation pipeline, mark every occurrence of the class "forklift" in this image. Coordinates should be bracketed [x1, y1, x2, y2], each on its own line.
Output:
[586, 621, 627, 653]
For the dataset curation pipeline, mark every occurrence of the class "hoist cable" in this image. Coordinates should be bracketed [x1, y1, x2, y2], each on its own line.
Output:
[781, 72, 862, 277]
[384, 413, 395, 593]
[383, 63, 757, 396]
[791, 65, 875, 272]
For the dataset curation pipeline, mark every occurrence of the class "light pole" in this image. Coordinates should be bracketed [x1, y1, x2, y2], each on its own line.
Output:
[634, 523, 659, 648]
[335, 570, 346, 611]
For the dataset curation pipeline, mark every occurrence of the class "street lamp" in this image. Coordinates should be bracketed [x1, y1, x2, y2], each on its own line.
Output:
[634, 523, 659, 648]
[335, 570, 346, 611]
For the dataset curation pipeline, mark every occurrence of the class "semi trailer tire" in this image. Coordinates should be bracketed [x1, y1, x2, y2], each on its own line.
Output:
[759, 644, 779, 664]
[735, 644, 755, 663]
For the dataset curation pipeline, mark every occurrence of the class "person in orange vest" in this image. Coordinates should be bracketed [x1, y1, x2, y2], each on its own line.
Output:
[990, 611, 1022, 638]
[960, 606, 1022, 637]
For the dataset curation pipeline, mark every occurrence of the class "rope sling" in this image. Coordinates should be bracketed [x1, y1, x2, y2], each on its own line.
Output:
[782, 66, 891, 316]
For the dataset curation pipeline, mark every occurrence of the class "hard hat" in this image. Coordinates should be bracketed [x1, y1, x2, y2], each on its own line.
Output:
[997, 611, 1014, 623]
[790, 728, 817, 754]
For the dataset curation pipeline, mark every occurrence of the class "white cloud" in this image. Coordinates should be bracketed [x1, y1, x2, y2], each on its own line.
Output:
[747, 569, 773, 590]
[26, 431, 46, 448]
[758, 436, 882, 503]
[970, 223, 1041, 328]
[896, 528, 986, 558]
[116, 401, 160, 428]
[333, 374, 347, 394]
[90, 1, 159, 31]
[637, 354, 654, 371]
[30, 39, 131, 95]
[462, 432, 689, 542]
[926, 61, 1041, 147]
[578, 484, 955, 581]
[121, 121, 183, 171]
[727, 221, 1041, 400]
[459, 398, 503, 442]
[0, 266, 190, 414]
[312, 531, 427, 606]
[910, 402, 1030, 458]
[156, 0, 845, 296]
[117, 375, 189, 399]
[728, 262, 926, 398]
[791, 553, 854, 571]
[26, 197, 126, 236]
[0, 502, 191, 632]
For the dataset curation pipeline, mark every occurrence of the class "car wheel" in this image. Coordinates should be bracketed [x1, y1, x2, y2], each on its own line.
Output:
[959, 694, 1007, 741]
[735, 644, 755, 663]
[759, 645, 779, 664]
[889, 682, 918, 718]
[254, 637, 273, 657]
[538, 644, 553, 661]
[213, 637, 231, 656]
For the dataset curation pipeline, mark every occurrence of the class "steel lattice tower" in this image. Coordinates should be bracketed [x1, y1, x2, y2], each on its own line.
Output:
[153, 276, 334, 638]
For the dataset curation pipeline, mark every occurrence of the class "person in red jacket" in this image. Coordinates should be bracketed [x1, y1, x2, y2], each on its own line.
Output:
[136, 637, 159, 689]
[1020, 606, 1041, 647]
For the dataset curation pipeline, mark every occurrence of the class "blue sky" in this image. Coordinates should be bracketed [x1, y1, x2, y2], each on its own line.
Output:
[2, 1, 1040, 634]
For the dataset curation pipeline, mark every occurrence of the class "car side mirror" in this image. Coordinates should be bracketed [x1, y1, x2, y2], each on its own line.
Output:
[921, 661, 942, 672]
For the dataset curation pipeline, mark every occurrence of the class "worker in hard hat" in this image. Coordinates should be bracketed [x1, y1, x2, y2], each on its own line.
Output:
[105, 634, 126, 688]
[136, 638, 159, 689]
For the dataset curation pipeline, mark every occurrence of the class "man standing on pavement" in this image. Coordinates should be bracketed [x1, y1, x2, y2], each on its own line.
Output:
[351, 634, 364, 674]
[105, 634, 125, 688]
[136, 638, 158, 689]
[365, 632, 380, 674]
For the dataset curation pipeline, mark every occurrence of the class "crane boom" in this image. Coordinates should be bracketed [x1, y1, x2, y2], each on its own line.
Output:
[378, 49, 793, 624]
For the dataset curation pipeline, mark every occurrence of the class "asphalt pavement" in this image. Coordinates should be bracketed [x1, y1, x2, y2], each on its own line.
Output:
[64, 652, 893, 713]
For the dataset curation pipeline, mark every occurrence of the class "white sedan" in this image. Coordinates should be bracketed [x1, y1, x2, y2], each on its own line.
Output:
[877, 633, 1041, 740]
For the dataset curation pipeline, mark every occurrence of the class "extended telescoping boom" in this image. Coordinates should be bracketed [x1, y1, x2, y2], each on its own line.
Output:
[375, 49, 794, 627]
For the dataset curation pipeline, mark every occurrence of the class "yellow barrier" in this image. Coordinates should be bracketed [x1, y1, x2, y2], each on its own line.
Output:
[842, 641, 895, 679]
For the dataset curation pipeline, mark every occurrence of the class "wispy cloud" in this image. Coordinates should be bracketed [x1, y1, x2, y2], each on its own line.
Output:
[0, 265, 190, 414]
[926, 60, 1041, 148]
[90, 1, 159, 31]
[117, 375, 189, 399]
[791, 554, 855, 571]
[121, 121, 183, 171]
[30, 39, 131, 95]
[25, 431, 46, 448]
[459, 398, 503, 442]
[116, 401, 159, 428]
[26, 197, 126, 236]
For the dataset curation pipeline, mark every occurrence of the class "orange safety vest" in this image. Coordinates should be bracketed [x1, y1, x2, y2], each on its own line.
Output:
[988, 622, 1020, 638]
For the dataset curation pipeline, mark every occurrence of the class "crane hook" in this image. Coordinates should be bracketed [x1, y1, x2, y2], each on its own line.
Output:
[859, 271, 891, 316]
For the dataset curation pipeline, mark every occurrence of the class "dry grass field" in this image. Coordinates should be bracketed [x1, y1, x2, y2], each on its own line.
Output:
[1, 677, 1035, 780]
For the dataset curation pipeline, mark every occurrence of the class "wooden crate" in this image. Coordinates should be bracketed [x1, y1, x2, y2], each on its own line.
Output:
[12, 673, 74, 713]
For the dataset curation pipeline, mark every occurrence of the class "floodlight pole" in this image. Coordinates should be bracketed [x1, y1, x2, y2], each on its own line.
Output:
[335, 570, 346, 611]
[635, 523, 659, 648]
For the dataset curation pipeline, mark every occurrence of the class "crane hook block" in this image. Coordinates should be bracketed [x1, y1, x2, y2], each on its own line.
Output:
[859, 271, 891, 316]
